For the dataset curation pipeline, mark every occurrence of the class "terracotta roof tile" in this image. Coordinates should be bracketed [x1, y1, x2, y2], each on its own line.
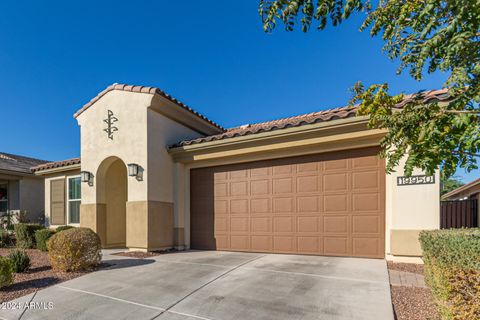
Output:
[32, 157, 81, 173]
[74, 83, 224, 131]
[170, 88, 451, 148]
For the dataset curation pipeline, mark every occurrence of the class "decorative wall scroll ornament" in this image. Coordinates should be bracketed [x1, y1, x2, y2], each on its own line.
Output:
[397, 175, 435, 186]
[103, 110, 118, 140]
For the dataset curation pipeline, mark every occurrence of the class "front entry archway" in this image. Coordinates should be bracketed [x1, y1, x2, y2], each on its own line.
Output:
[97, 157, 128, 248]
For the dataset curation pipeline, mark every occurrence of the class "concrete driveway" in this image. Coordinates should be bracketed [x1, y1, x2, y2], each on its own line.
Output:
[0, 250, 394, 320]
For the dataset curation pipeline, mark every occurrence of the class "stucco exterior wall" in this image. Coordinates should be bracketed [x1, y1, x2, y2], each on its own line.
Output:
[77, 90, 152, 204]
[146, 108, 201, 203]
[385, 158, 440, 258]
[76, 89, 207, 250]
[18, 177, 45, 223]
[43, 169, 81, 227]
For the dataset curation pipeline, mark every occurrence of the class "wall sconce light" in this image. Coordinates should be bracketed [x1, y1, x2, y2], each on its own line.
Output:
[80, 171, 93, 186]
[127, 163, 140, 177]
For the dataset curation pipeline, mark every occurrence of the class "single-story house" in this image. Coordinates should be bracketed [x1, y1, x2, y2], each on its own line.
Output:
[0, 152, 48, 223]
[442, 178, 480, 201]
[32, 84, 449, 261]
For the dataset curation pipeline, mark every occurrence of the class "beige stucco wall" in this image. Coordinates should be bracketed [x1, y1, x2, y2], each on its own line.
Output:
[18, 177, 45, 223]
[76, 89, 205, 250]
[385, 158, 440, 257]
[0, 176, 44, 223]
[77, 90, 152, 204]
[43, 168, 81, 227]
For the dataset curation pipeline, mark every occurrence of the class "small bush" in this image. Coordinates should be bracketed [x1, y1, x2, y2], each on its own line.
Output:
[8, 249, 30, 273]
[47, 228, 101, 272]
[14, 223, 44, 249]
[0, 256, 13, 288]
[419, 229, 480, 320]
[55, 225, 74, 233]
[0, 230, 13, 248]
[35, 229, 55, 251]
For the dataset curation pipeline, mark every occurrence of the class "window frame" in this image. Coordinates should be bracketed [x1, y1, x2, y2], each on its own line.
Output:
[66, 175, 81, 226]
[0, 182, 8, 214]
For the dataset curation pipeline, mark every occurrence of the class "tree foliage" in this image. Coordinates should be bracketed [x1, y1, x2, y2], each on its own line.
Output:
[259, 0, 480, 177]
[440, 175, 464, 196]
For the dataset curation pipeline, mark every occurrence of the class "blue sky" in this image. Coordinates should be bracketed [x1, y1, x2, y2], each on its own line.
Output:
[0, 1, 477, 182]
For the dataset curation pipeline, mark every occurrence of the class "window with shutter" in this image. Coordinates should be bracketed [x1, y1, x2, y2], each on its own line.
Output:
[50, 179, 65, 225]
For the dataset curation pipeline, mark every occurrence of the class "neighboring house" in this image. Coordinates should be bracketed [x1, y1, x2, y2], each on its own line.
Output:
[442, 178, 480, 227]
[442, 178, 480, 201]
[0, 152, 48, 223]
[32, 84, 449, 261]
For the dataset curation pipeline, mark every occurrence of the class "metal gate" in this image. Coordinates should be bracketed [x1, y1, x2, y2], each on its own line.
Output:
[440, 199, 478, 229]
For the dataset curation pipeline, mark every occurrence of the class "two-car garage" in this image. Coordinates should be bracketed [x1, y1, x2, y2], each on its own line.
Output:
[190, 146, 385, 258]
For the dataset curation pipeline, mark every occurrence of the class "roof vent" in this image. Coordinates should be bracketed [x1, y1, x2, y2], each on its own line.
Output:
[240, 124, 250, 129]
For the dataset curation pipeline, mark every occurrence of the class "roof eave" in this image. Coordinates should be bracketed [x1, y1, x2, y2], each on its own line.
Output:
[33, 163, 82, 176]
[168, 116, 376, 157]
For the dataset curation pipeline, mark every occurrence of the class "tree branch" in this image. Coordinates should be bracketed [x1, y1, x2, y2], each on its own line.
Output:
[452, 151, 480, 157]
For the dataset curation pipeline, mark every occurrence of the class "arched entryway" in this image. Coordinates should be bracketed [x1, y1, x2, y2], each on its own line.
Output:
[96, 157, 128, 248]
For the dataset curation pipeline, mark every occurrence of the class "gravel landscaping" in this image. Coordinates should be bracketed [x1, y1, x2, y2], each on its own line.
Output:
[388, 262, 440, 320]
[0, 248, 91, 302]
[112, 249, 178, 259]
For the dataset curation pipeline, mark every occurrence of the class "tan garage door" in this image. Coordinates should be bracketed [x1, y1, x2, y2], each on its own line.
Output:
[190, 147, 385, 258]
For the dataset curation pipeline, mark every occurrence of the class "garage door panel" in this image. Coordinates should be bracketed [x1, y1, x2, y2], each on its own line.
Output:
[215, 234, 229, 250]
[251, 179, 270, 195]
[273, 216, 295, 233]
[230, 216, 249, 232]
[214, 183, 228, 197]
[297, 216, 319, 233]
[230, 235, 249, 251]
[230, 181, 248, 196]
[323, 215, 349, 233]
[215, 215, 229, 233]
[352, 171, 380, 190]
[273, 236, 296, 252]
[273, 197, 295, 213]
[251, 235, 272, 251]
[230, 199, 249, 214]
[297, 175, 320, 193]
[352, 193, 380, 212]
[191, 146, 385, 258]
[297, 162, 318, 173]
[250, 198, 270, 213]
[273, 177, 294, 194]
[323, 173, 348, 192]
[251, 217, 272, 233]
[353, 237, 381, 257]
[352, 215, 381, 234]
[273, 163, 294, 175]
[324, 237, 349, 255]
[297, 196, 319, 213]
[324, 194, 348, 212]
[214, 200, 228, 214]
[297, 236, 321, 254]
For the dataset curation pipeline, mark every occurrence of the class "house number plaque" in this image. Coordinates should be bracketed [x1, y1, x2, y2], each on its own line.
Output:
[103, 110, 118, 140]
[397, 175, 435, 186]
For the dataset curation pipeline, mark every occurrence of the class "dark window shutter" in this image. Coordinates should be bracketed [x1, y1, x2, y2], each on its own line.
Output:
[50, 179, 65, 225]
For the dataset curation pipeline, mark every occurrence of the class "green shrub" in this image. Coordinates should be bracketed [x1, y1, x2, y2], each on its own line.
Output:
[14, 223, 44, 249]
[0, 230, 13, 248]
[8, 249, 30, 273]
[0, 256, 13, 288]
[419, 228, 480, 320]
[35, 229, 55, 251]
[55, 225, 74, 233]
[47, 227, 101, 272]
